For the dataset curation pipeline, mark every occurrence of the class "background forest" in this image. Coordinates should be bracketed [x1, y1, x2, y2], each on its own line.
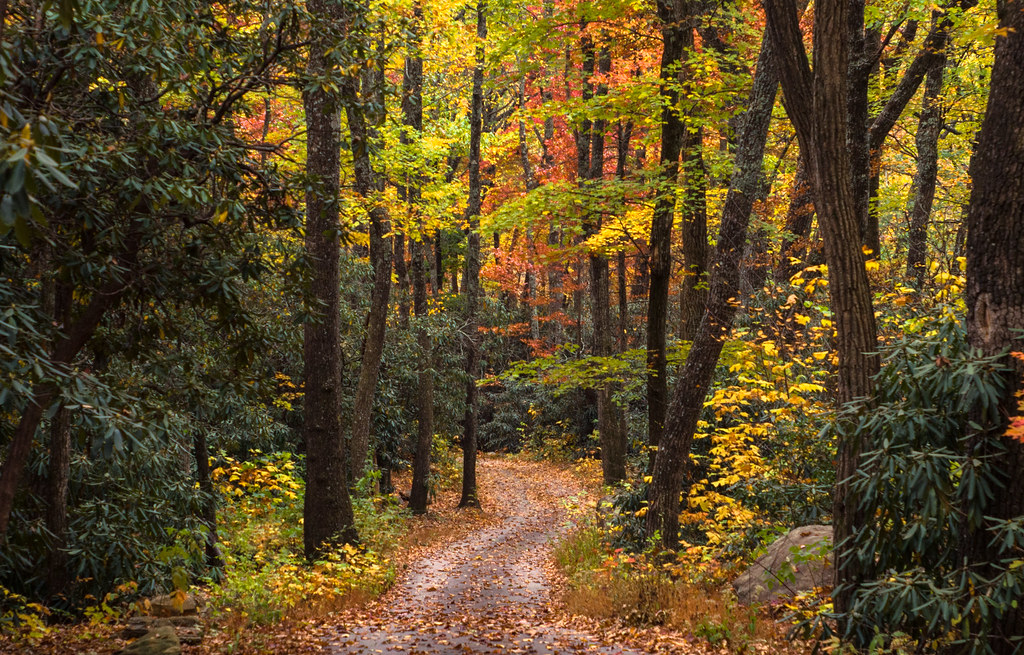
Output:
[1, 0, 1023, 652]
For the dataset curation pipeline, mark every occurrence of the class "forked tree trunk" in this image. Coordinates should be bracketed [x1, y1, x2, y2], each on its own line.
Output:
[764, 0, 880, 620]
[646, 28, 781, 547]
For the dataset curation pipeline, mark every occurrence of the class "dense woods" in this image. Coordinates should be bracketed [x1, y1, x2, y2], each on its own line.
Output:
[1, 0, 1023, 652]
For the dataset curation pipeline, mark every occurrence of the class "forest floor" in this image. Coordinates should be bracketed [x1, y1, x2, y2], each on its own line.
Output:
[4, 455, 801, 654]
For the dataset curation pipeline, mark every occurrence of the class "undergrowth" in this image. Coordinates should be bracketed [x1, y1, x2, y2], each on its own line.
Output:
[207, 451, 407, 626]
[554, 523, 782, 653]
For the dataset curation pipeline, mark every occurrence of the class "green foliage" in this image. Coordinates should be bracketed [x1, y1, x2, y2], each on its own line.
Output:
[825, 312, 1022, 652]
[210, 452, 400, 624]
[0, 427, 211, 609]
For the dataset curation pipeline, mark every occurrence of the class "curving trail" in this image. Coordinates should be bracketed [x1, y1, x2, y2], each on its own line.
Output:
[328, 458, 641, 654]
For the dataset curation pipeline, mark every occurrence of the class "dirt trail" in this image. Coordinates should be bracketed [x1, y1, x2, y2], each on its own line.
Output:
[328, 457, 642, 654]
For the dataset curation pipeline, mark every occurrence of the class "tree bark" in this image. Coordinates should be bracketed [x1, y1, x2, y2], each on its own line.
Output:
[963, 0, 1024, 647]
[647, 0, 693, 454]
[678, 126, 708, 341]
[905, 13, 949, 286]
[403, 2, 433, 516]
[302, 0, 359, 557]
[764, 0, 880, 620]
[582, 43, 626, 485]
[646, 28, 780, 547]
[344, 9, 394, 485]
[0, 231, 141, 543]
[193, 429, 224, 569]
[459, 0, 487, 509]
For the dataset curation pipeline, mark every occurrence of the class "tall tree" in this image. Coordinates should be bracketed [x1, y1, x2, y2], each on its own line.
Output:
[647, 0, 695, 453]
[646, 25, 781, 547]
[905, 11, 950, 286]
[764, 0, 880, 618]
[963, 0, 1024, 648]
[302, 0, 359, 558]
[459, 0, 487, 509]
[404, 2, 434, 516]
[580, 40, 626, 485]
[344, 0, 395, 484]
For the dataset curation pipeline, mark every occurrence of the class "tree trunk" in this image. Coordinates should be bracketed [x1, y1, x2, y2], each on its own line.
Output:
[583, 44, 625, 485]
[905, 13, 948, 287]
[344, 17, 394, 485]
[776, 154, 815, 282]
[459, 0, 487, 509]
[394, 232, 410, 327]
[764, 0, 880, 621]
[678, 127, 708, 341]
[402, 2, 433, 516]
[963, 0, 1024, 647]
[44, 281, 73, 596]
[647, 0, 693, 454]
[193, 430, 224, 569]
[646, 27, 780, 547]
[410, 233, 434, 514]
[0, 231, 141, 543]
[45, 406, 71, 597]
[302, 0, 359, 556]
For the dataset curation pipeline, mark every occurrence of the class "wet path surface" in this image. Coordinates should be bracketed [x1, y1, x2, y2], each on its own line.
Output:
[328, 459, 642, 654]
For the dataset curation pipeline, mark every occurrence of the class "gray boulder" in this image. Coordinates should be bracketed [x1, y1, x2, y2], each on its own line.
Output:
[732, 525, 833, 605]
[115, 624, 180, 655]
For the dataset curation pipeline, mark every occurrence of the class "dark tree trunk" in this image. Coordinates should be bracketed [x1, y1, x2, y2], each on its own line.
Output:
[0, 231, 141, 542]
[410, 234, 434, 515]
[678, 126, 708, 341]
[344, 15, 394, 484]
[193, 430, 223, 569]
[401, 3, 432, 515]
[433, 229, 443, 295]
[45, 281, 73, 596]
[764, 0, 880, 620]
[776, 154, 815, 282]
[905, 13, 949, 287]
[45, 406, 71, 597]
[963, 0, 1024, 647]
[581, 44, 626, 485]
[302, 0, 359, 557]
[394, 232, 410, 326]
[459, 0, 487, 509]
[646, 28, 781, 546]
[647, 0, 693, 454]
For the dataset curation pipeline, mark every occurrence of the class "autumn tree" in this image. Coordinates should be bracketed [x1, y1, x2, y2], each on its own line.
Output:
[763, 0, 880, 617]
[302, 0, 359, 557]
[961, 0, 1024, 648]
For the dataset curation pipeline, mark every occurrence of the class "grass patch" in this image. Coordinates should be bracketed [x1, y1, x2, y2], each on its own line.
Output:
[554, 524, 792, 653]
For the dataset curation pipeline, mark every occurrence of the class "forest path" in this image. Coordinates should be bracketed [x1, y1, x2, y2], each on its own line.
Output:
[327, 456, 642, 654]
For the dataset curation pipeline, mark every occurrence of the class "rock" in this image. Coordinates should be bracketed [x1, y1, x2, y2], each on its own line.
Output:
[124, 616, 202, 644]
[116, 624, 180, 655]
[732, 525, 833, 605]
[176, 625, 204, 645]
[147, 593, 199, 617]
